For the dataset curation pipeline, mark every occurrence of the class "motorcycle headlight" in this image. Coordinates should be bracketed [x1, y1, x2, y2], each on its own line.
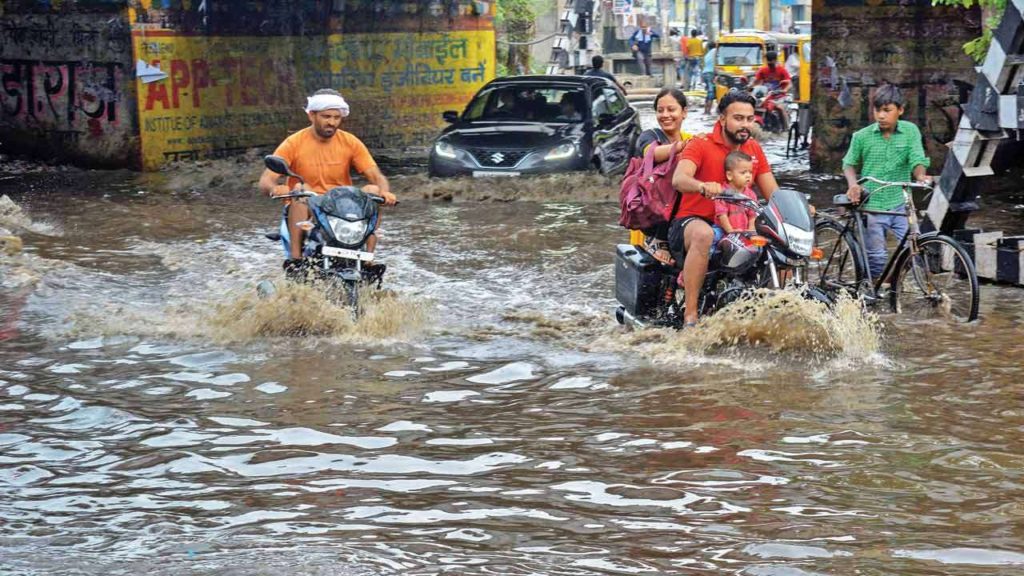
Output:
[327, 216, 368, 245]
[434, 140, 458, 159]
[544, 142, 576, 161]
[782, 223, 814, 257]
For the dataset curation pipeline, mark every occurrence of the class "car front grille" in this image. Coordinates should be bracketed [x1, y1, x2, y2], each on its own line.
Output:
[468, 148, 528, 168]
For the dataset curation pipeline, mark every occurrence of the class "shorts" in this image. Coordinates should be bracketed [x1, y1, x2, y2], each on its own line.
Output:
[666, 216, 721, 265]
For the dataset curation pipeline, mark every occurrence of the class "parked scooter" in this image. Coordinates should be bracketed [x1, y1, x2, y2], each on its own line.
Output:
[257, 155, 388, 316]
[614, 189, 830, 329]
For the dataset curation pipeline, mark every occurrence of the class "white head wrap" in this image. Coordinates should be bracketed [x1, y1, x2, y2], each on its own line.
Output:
[305, 93, 350, 117]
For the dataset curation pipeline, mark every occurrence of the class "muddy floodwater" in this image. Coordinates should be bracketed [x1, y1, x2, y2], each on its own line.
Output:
[2, 107, 1024, 576]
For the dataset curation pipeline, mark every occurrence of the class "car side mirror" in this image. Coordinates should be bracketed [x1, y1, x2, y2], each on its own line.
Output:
[442, 110, 459, 123]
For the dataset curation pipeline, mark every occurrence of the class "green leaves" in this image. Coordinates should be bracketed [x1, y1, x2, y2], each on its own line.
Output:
[932, 0, 1006, 62]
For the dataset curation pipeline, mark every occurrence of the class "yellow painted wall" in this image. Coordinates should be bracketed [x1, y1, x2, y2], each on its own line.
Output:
[132, 33, 317, 169]
[132, 31, 494, 169]
[327, 31, 495, 151]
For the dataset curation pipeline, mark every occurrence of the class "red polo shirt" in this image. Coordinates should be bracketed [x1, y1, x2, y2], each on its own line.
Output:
[676, 121, 771, 220]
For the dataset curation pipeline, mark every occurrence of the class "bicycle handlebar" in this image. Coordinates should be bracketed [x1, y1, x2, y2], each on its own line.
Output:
[856, 176, 933, 190]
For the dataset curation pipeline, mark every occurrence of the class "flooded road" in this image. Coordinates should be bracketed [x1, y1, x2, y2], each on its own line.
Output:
[2, 106, 1024, 576]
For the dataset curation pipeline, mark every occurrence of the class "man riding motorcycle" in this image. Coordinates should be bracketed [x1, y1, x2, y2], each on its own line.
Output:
[670, 90, 781, 326]
[257, 89, 397, 278]
[751, 50, 791, 93]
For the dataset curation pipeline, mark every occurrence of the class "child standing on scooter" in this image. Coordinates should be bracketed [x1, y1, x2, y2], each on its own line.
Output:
[842, 84, 932, 280]
[714, 151, 758, 234]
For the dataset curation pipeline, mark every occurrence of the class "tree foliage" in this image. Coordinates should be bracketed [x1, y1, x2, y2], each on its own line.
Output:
[932, 0, 1007, 62]
[496, 0, 535, 74]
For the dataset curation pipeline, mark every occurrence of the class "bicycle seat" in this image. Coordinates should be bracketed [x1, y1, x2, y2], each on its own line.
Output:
[832, 194, 854, 206]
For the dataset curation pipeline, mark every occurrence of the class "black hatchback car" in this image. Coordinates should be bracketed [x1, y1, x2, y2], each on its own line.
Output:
[428, 75, 641, 177]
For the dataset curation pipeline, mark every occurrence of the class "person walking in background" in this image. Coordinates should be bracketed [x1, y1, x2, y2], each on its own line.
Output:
[584, 54, 626, 93]
[675, 28, 690, 87]
[630, 22, 660, 76]
[685, 30, 706, 90]
[702, 41, 718, 115]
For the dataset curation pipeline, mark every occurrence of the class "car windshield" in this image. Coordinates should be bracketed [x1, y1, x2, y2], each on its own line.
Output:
[462, 86, 588, 123]
[717, 43, 762, 66]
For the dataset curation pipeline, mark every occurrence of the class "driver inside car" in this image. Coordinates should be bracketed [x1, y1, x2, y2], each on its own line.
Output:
[257, 88, 396, 279]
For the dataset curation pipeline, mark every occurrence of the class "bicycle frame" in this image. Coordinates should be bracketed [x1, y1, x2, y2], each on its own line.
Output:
[818, 178, 935, 297]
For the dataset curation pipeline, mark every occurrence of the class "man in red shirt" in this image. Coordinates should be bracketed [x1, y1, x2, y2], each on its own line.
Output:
[669, 90, 780, 326]
[752, 50, 791, 93]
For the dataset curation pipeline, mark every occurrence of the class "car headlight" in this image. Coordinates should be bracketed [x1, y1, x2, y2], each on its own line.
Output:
[544, 142, 576, 161]
[327, 216, 368, 245]
[782, 223, 814, 257]
[434, 140, 458, 159]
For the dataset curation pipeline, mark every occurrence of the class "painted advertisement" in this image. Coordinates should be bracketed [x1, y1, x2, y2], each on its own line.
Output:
[132, 29, 493, 168]
[1, 13, 136, 165]
[323, 31, 495, 150]
[131, 32, 320, 169]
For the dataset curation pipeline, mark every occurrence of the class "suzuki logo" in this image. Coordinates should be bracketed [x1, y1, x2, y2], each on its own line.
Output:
[490, 152, 505, 164]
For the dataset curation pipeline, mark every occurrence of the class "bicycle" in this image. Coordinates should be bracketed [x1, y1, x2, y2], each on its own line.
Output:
[810, 176, 980, 323]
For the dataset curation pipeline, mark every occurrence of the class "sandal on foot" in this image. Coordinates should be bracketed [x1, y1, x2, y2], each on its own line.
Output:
[643, 237, 675, 266]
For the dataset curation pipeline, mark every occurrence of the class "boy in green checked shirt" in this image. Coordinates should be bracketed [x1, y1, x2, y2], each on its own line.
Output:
[842, 84, 933, 280]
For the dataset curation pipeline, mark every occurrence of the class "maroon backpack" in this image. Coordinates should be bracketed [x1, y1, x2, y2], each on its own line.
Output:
[618, 140, 683, 230]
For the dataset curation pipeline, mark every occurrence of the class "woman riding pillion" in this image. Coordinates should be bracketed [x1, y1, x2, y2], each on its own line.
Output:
[630, 88, 694, 266]
[257, 89, 397, 278]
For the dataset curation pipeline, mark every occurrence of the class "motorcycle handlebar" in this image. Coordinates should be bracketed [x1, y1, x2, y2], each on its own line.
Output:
[366, 194, 399, 205]
[714, 192, 760, 210]
[272, 191, 317, 200]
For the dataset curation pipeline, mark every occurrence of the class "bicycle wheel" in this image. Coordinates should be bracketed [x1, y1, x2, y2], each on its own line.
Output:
[890, 235, 979, 322]
[811, 220, 864, 298]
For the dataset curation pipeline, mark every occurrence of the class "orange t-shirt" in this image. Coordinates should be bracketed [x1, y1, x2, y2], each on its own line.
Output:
[272, 127, 378, 193]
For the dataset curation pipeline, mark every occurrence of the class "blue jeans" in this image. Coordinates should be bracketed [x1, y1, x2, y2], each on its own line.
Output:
[864, 207, 908, 280]
[702, 71, 715, 102]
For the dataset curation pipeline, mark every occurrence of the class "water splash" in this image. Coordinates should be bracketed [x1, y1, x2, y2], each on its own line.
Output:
[597, 289, 880, 366]
[208, 281, 433, 342]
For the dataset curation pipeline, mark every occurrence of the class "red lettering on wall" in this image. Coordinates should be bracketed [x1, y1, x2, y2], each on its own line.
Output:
[191, 59, 210, 108]
[170, 59, 190, 109]
[240, 57, 257, 106]
[144, 60, 171, 110]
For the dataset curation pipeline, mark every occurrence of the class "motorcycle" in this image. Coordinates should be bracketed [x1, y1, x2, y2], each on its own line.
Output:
[614, 188, 830, 329]
[257, 155, 388, 316]
[751, 85, 791, 134]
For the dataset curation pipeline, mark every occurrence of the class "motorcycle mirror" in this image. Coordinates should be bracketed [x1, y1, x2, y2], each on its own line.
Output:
[264, 155, 303, 183]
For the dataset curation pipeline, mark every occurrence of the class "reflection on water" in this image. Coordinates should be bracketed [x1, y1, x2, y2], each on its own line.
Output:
[3, 108, 1024, 575]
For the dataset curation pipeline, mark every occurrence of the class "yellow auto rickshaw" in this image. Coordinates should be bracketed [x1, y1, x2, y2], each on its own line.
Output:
[713, 31, 773, 101]
[713, 31, 807, 101]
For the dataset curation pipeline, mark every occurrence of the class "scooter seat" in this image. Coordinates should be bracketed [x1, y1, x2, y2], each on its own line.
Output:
[265, 232, 283, 242]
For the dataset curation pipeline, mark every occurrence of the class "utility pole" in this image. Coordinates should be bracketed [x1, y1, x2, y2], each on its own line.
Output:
[707, 0, 719, 40]
[547, 0, 595, 74]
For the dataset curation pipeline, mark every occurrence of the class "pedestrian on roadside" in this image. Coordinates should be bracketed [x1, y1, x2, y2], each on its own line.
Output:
[630, 22, 660, 77]
[702, 41, 718, 115]
[842, 84, 932, 280]
[584, 54, 626, 93]
[677, 28, 691, 87]
[685, 30, 706, 90]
